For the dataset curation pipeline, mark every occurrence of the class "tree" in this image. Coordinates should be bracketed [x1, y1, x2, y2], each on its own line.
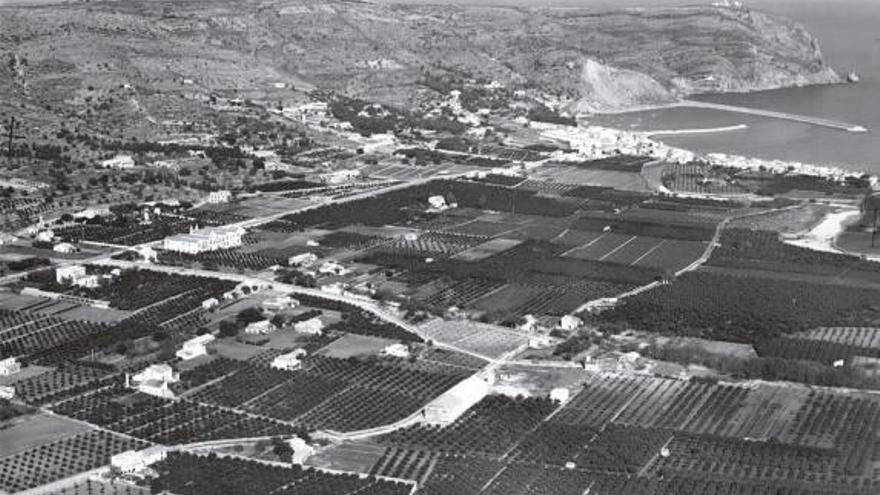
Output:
[271, 437, 293, 462]
[270, 314, 287, 328]
[236, 307, 264, 325]
[219, 320, 239, 338]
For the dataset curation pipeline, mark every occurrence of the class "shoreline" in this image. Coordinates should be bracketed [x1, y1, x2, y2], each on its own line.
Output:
[536, 121, 877, 185]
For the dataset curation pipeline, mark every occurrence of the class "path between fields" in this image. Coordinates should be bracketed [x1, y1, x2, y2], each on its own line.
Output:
[572, 203, 806, 314]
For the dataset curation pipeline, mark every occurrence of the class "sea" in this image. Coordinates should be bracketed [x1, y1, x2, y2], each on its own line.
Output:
[389, 0, 880, 175]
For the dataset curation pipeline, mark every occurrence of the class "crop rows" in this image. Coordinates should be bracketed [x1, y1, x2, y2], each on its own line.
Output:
[151, 452, 412, 495]
[55, 216, 196, 246]
[52, 385, 298, 444]
[795, 327, 880, 350]
[0, 430, 148, 493]
[661, 162, 749, 195]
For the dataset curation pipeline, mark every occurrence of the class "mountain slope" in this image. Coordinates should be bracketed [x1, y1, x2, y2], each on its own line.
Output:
[0, 0, 840, 118]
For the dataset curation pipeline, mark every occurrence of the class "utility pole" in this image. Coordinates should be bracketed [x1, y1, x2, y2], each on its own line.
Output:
[872, 205, 878, 248]
[4, 116, 25, 160]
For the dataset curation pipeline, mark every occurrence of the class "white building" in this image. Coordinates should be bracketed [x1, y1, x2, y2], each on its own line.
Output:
[129, 364, 179, 399]
[528, 334, 552, 349]
[56, 265, 87, 284]
[53, 242, 78, 254]
[289, 252, 318, 267]
[101, 155, 135, 169]
[288, 437, 315, 465]
[559, 315, 583, 331]
[73, 274, 100, 289]
[206, 190, 232, 204]
[262, 295, 299, 312]
[293, 317, 324, 335]
[519, 314, 540, 333]
[271, 349, 307, 371]
[383, 343, 411, 359]
[111, 446, 168, 474]
[282, 102, 328, 125]
[245, 320, 276, 335]
[0, 357, 21, 376]
[0, 385, 14, 400]
[427, 195, 449, 211]
[35, 230, 54, 243]
[163, 226, 245, 254]
[201, 297, 219, 310]
[423, 374, 492, 426]
[550, 387, 570, 403]
[318, 169, 360, 185]
[176, 334, 215, 360]
[318, 261, 349, 276]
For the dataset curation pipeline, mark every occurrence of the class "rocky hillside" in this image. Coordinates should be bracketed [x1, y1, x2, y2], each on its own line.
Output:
[0, 0, 840, 118]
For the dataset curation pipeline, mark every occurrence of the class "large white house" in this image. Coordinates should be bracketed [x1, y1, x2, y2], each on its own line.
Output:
[111, 446, 168, 474]
[245, 320, 276, 335]
[176, 334, 215, 360]
[271, 349, 307, 371]
[129, 364, 179, 399]
[55, 265, 98, 288]
[163, 226, 245, 254]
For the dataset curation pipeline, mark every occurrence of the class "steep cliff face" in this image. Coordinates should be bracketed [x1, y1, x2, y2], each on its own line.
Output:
[572, 60, 672, 114]
[554, 6, 842, 111]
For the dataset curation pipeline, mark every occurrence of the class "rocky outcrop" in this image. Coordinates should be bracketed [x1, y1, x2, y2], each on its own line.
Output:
[572, 59, 672, 114]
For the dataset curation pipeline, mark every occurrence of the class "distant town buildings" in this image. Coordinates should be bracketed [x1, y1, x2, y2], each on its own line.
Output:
[0, 177, 50, 193]
[282, 102, 328, 125]
[0, 357, 21, 376]
[163, 226, 245, 254]
[271, 349, 307, 371]
[176, 334, 215, 360]
[206, 190, 232, 204]
[129, 364, 179, 399]
[101, 155, 136, 170]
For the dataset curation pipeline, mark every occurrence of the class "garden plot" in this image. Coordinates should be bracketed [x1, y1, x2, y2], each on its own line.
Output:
[452, 238, 522, 262]
[419, 319, 527, 359]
